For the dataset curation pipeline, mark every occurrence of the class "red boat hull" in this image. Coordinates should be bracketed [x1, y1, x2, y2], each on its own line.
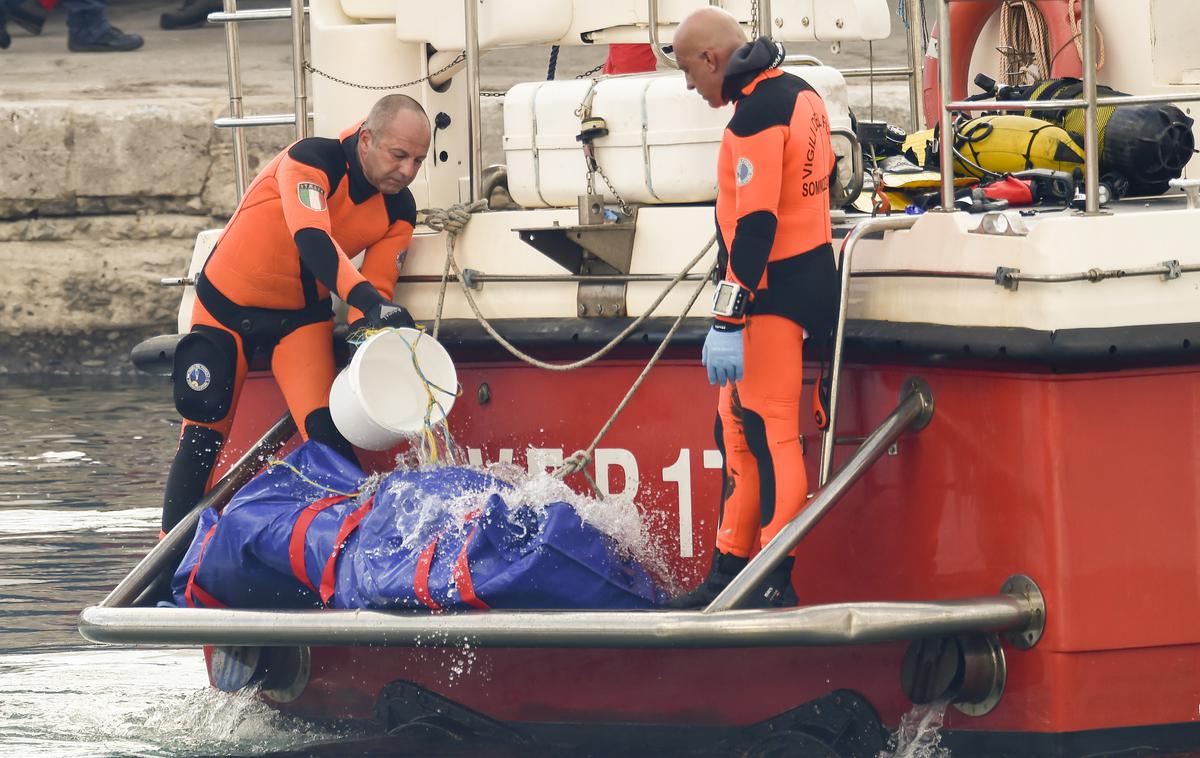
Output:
[210, 356, 1200, 745]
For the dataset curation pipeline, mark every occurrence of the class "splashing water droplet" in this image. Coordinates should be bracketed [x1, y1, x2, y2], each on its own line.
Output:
[879, 699, 952, 758]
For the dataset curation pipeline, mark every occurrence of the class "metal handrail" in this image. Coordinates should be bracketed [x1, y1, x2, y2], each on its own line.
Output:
[221, 0, 249, 199]
[936, 0, 956, 208]
[756, 0, 772, 39]
[852, 261, 1200, 286]
[397, 272, 709, 285]
[948, 91, 1200, 113]
[463, 0, 483, 201]
[820, 215, 921, 486]
[79, 592, 1035, 648]
[705, 376, 934, 613]
[843, 66, 914, 80]
[214, 1, 307, 199]
[208, 7, 304, 22]
[905, 0, 925, 131]
[1081, 0, 1099, 214]
[215, 114, 310, 128]
[647, 0, 680, 70]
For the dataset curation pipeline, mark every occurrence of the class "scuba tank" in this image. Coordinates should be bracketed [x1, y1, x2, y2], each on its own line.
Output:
[902, 115, 1086, 179]
[973, 75, 1195, 196]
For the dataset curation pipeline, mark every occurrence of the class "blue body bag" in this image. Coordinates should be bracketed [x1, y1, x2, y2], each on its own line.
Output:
[173, 441, 664, 611]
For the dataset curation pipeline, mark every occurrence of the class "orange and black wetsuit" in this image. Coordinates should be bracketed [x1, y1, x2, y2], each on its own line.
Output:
[711, 39, 839, 562]
[161, 124, 416, 533]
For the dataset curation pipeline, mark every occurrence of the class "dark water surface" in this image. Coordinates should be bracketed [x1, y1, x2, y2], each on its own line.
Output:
[0, 377, 344, 757]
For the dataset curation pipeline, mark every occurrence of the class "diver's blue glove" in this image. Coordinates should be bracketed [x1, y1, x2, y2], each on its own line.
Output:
[701, 325, 744, 386]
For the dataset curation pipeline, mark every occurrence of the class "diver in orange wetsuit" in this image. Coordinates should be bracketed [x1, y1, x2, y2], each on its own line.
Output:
[160, 94, 431, 536]
[669, 8, 839, 608]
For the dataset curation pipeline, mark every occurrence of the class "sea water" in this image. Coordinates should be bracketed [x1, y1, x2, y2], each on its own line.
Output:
[0, 377, 685, 756]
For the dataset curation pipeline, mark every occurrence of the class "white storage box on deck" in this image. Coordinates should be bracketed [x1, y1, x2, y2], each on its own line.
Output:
[503, 67, 854, 209]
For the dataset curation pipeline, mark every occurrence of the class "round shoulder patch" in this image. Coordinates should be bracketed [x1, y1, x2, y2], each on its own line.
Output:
[185, 363, 212, 392]
[736, 157, 754, 187]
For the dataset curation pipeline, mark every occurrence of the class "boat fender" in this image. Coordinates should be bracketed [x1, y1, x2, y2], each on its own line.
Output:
[921, 0, 1083, 129]
[171, 326, 238, 424]
[130, 332, 185, 376]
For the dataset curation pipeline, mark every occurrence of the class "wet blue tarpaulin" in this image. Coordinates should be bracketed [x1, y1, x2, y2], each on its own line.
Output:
[173, 442, 664, 610]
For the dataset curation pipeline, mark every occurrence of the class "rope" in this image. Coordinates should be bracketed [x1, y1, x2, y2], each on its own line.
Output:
[1064, 0, 1105, 73]
[422, 203, 716, 372]
[418, 201, 719, 492]
[550, 266, 712, 487]
[423, 200, 486, 341]
[998, 0, 1051, 85]
[345, 326, 462, 464]
[266, 460, 361, 498]
[547, 45, 560, 80]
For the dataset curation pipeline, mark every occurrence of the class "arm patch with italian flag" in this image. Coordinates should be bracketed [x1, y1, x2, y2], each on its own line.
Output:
[297, 182, 327, 212]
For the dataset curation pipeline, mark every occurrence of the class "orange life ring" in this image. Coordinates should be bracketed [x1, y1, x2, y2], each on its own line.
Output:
[921, 0, 1084, 129]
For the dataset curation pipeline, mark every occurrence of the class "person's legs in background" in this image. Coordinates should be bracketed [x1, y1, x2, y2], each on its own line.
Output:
[6, 0, 44, 35]
[160, 0, 220, 31]
[62, 0, 142, 52]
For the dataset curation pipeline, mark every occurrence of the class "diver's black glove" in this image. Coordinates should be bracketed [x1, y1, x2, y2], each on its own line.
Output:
[365, 302, 416, 330]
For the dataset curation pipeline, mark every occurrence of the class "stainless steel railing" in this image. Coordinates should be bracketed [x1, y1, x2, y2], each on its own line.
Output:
[79, 592, 1036, 648]
[209, 0, 309, 200]
[706, 376, 934, 613]
[819, 215, 921, 486]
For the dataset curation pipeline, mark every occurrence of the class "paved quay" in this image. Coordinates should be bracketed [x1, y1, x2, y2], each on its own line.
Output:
[0, 0, 914, 373]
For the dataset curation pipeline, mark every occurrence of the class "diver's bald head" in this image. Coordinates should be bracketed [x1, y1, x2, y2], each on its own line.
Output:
[675, 6, 746, 55]
[674, 7, 747, 108]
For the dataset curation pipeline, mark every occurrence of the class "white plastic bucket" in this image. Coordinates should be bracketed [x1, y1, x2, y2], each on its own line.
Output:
[329, 328, 458, 451]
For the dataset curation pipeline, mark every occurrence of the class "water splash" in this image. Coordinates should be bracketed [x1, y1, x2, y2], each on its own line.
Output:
[368, 423, 674, 587]
[880, 699, 952, 758]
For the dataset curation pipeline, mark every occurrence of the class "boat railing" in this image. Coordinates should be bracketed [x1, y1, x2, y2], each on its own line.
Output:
[79, 590, 1039, 649]
[206, 0, 309, 200]
[706, 375, 934, 612]
[80, 373, 1045, 656]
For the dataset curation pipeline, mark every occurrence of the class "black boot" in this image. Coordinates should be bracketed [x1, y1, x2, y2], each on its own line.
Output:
[68, 26, 144, 52]
[8, 1, 46, 35]
[667, 550, 748, 609]
[751, 555, 798, 608]
[0, 11, 10, 50]
[160, 0, 221, 30]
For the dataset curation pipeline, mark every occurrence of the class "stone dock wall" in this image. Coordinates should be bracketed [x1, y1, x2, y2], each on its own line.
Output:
[0, 84, 908, 374]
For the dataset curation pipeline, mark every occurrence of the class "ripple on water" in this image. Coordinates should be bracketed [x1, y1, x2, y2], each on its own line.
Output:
[0, 648, 351, 758]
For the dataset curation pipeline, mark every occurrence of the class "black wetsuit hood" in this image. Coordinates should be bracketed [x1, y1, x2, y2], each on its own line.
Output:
[721, 37, 786, 104]
[341, 130, 379, 204]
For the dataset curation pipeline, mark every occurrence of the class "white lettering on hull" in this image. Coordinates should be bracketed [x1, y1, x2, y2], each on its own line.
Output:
[463, 446, 724, 557]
